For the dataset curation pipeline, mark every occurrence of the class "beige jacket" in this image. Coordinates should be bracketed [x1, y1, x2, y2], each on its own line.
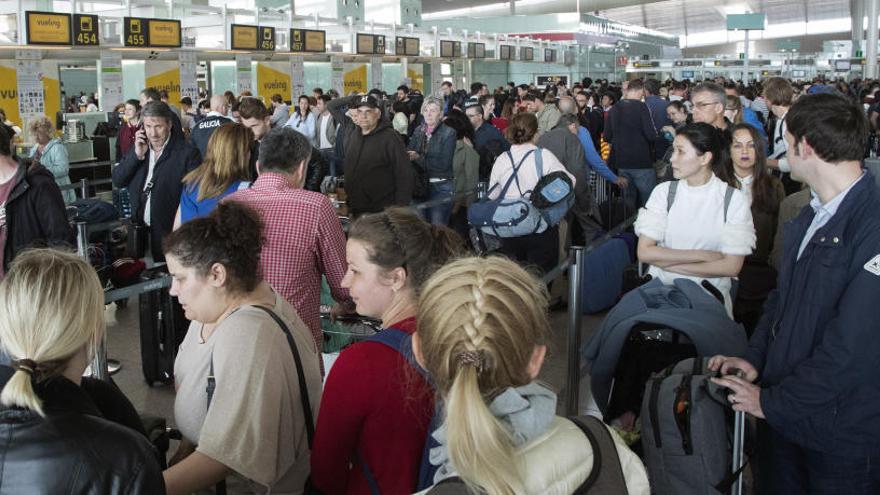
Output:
[415, 416, 650, 494]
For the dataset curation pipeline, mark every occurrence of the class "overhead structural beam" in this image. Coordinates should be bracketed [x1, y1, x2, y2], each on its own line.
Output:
[510, 0, 515, 15]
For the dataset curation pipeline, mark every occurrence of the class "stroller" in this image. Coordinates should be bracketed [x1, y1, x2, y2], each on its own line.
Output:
[582, 278, 748, 430]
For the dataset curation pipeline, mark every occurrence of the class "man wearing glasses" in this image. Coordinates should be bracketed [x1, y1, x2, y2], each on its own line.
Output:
[690, 82, 731, 134]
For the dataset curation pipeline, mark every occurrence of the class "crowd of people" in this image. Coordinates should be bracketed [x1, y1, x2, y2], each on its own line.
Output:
[0, 70, 877, 494]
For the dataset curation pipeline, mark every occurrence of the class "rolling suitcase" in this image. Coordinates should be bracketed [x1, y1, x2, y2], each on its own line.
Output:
[138, 269, 187, 386]
[641, 357, 747, 495]
[581, 236, 632, 313]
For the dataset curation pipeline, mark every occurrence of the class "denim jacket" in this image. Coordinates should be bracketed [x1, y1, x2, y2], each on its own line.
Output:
[407, 123, 456, 179]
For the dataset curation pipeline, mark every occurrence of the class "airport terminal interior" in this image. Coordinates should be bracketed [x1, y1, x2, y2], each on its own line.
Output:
[0, 0, 878, 492]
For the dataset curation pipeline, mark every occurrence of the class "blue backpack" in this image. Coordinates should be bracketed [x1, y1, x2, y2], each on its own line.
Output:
[356, 329, 441, 494]
[467, 149, 547, 238]
[530, 156, 575, 228]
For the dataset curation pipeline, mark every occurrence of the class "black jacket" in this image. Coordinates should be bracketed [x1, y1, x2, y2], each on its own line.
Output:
[605, 99, 658, 169]
[189, 113, 232, 158]
[327, 96, 413, 216]
[0, 369, 165, 494]
[2, 158, 73, 272]
[112, 135, 201, 260]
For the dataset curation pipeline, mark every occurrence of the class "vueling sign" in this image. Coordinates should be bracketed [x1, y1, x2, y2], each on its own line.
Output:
[148, 20, 181, 47]
[26, 12, 71, 45]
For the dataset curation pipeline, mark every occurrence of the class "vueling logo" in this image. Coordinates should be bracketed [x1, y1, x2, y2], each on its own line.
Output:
[36, 19, 62, 29]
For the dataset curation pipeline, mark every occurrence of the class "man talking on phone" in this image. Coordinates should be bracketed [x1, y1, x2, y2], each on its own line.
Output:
[113, 101, 201, 261]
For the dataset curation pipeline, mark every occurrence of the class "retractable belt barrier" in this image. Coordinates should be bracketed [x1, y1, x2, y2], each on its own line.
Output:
[539, 214, 637, 416]
[59, 177, 114, 199]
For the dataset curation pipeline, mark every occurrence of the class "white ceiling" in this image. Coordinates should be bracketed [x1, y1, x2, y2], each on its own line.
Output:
[423, 0, 852, 43]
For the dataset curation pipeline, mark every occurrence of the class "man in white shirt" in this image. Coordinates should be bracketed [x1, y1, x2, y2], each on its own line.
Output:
[315, 95, 338, 177]
[763, 77, 794, 173]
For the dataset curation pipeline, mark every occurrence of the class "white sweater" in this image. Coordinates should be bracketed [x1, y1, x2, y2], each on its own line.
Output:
[488, 143, 576, 200]
[634, 176, 756, 314]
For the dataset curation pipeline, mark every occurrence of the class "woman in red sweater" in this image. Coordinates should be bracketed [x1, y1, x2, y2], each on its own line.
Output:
[116, 99, 141, 161]
[310, 207, 465, 494]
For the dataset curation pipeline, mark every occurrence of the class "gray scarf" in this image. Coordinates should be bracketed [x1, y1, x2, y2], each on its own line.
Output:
[429, 382, 558, 484]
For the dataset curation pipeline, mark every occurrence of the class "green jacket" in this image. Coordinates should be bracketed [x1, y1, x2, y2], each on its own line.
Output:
[453, 140, 479, 206]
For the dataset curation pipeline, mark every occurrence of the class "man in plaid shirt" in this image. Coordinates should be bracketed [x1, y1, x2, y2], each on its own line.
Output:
[226, 127, 353, 352]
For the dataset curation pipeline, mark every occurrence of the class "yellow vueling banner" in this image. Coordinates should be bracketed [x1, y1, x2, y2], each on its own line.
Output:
[145, 62, 181, 108]
[407, 66, 424, 93]
[256, 63, 290, 104]
[344, 64, 368, 94]
[0, 62, 61, 134]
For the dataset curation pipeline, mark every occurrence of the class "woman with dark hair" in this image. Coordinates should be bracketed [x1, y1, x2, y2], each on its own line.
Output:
[635, 122, 756, 315]
[284, 95, 318, 146]
[488, 113, 575, 274]
[163, 201, 322, 494]
[116, 99, 141, 160]
[729, 123, 786, 335]
[496, 98, 515, 132]
[310, 207, 465, 494]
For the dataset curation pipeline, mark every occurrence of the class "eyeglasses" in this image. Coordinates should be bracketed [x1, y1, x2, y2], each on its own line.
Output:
[693, 101, 721, 109]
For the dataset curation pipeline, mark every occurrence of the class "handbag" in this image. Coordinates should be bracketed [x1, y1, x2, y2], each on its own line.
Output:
[467, 149, 546, 238]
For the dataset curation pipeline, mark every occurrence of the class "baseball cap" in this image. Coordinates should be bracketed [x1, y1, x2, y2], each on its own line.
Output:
[352, 94, 380, 109]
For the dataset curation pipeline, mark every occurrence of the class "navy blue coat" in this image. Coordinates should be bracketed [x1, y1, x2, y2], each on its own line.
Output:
[745, 170, 880, 456]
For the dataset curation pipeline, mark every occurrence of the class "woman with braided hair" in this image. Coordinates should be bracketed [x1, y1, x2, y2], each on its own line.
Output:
[310, 207, 465, 495]
[412, 256, 649, 495]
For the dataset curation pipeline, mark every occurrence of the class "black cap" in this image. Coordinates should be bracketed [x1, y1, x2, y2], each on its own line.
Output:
[463, 97, 481, 109]
[352, 94, 380, 109]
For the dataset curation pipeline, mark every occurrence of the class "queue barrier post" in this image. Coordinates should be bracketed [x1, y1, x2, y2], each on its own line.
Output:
[565, 246, 585, 417]
[79, 178, 89, 200]
[76, 221, 110, 381]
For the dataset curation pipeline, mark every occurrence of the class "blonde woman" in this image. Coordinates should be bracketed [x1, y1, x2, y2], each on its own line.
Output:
[173, 123, 253, 228]
[413, 256, 650, 495]
[28, 116, 74, 203]
[0, 249, 164, 493]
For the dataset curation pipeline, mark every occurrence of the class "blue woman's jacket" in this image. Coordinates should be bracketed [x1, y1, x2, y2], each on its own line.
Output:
[407, 123, 456, 179]
[30, 138, 74, 203]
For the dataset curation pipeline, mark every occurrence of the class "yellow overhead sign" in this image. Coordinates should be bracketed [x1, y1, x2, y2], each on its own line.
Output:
[232, 24, 258, 50]
[26, 12, 72, 45]
[149, 19, 181, 47]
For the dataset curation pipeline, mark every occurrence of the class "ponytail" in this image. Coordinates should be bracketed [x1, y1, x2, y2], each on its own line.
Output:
[444, 365, 524, 495]
[1, 361, 44, 416]
[0, 249, 105, 417]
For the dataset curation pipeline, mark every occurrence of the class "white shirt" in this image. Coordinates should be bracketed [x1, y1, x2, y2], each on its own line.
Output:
[770, 111, 790, 173]
[488, 143, 576, 200]
[143, 137, 170, 226]
[736, 174, 754, 206]
[634, 175, 756, 314]
[319, 113, 333, 150]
